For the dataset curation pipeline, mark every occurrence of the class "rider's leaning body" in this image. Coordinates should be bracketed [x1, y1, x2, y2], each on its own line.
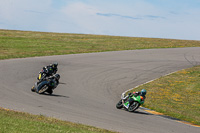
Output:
[37, 62, 58, 82]
[47, 74, 60, 90]
[31, 62, 59, 93]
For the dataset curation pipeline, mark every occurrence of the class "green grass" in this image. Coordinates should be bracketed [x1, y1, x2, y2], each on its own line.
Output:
[0, 29, 200, 60]
[0, 29, 200, 131]
[130, 66, 200, 125]
[0, 108, 116, 133]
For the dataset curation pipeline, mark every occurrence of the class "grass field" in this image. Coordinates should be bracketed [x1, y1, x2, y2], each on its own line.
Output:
[0, 29, 200, 132]
[1, 29, 200, 60]
[0, 107, 116, 133]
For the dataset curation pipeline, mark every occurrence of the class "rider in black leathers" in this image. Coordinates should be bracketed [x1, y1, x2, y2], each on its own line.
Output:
[31, 62, 59, 94]
[37, 62, 58, 82]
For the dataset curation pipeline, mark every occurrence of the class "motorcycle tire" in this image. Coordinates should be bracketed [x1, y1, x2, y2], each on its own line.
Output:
[128, 102, 140, 112]
[47, 89, 53, 95]
[116, 100, 123, 109]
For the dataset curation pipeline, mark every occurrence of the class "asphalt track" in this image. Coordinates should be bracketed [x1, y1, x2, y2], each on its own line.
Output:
[0, 47, 200, 133]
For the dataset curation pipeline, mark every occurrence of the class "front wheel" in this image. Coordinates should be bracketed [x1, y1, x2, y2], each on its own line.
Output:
[128, 102, 140, 112]
[116, 100, 123, 109]
[31, 86, 36, 92]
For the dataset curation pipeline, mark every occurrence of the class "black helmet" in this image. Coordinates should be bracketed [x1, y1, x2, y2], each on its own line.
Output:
[141, 89, 147, 96]
[54, 74, 60, 80]
[50, 62, 58, 68]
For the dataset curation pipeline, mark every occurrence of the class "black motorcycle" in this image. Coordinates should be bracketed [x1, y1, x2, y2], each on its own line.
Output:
[31, 74, 60, 95]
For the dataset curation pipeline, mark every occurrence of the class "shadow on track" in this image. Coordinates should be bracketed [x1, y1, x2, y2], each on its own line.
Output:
[119, 108, 153, 115]
[133, 110, 153, 115]
[42, 93, 70, 98]
[59, 82, 67, 85]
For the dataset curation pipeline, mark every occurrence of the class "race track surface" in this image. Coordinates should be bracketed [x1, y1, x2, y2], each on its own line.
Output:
[0, 47, 200, 133]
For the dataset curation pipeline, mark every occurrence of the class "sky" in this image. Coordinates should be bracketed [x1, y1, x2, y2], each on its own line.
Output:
[0, 0, 200, 40]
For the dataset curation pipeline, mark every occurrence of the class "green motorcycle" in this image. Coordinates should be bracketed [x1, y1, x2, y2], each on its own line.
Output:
[116, 92, 144, 112]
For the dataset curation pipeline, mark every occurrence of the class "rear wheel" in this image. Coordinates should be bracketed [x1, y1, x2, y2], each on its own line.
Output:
[128, 102, 140, 112]
[116, 100, 123, 109]
[47, 89, 53, 95]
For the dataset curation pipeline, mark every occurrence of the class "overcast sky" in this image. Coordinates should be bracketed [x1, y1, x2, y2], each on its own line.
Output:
[0, 0, 200, 40]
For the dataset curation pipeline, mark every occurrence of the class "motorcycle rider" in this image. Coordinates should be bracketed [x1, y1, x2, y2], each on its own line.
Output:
[123, 89, 147, 109]
[37, 62, 58, 81]
[31, 62, 59, 93]
[44, 74, 60, 94]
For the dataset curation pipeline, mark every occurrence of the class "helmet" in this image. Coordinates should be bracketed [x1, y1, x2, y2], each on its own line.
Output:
[141, 89, 146, 96]
[50, 62, 58, 68]
[54, 74, 60, 80]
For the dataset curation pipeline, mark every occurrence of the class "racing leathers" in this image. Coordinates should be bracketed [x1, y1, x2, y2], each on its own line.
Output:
[37, 63, 58, 82]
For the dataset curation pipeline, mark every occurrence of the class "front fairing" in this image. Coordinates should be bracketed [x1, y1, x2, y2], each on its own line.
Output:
[34, 82, 38, 90]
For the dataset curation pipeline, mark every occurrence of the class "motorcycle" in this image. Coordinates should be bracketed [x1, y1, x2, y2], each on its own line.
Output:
[31, 74, 60, 95]
[116, 92, 144, 112]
